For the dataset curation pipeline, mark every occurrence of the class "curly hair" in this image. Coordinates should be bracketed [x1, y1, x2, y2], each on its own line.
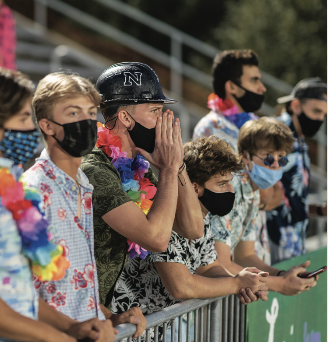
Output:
[238, 117, 294, 156]
[183, 136, 244, 186]
[212, 49, 258, 99]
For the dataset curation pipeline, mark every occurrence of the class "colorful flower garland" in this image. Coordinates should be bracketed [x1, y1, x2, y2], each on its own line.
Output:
[0, 166, 70, 281]
[96, 122, 157, 259]
[207, 93, 258, 129]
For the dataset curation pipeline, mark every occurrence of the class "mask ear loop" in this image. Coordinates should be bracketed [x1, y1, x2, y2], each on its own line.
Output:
[105, 116, 119, 131]
[245, 151, 251, 171]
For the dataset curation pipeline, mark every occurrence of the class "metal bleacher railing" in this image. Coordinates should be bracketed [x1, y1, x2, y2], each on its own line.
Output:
[32, 0, 295, 143]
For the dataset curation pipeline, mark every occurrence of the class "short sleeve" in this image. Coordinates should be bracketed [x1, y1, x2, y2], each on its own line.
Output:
[210, 213, 232, 247]
[148, 232, 188, 265]
[81, 156, 131, 218]
[192, 115, 213, 140]
[199, 224, 217, 266]
[240, 213, 257, 242]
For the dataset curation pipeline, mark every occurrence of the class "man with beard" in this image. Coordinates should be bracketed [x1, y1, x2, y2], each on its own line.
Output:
[266, 78, 327, 264]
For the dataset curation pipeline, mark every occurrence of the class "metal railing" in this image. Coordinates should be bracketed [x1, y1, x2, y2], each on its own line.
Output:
[32, 0, 295, 141]
[114, 295, 246, 342]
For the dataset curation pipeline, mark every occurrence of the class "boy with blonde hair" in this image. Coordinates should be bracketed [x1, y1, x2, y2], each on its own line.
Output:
[24, 72, 146, 339]
[211, 117, 319, 296]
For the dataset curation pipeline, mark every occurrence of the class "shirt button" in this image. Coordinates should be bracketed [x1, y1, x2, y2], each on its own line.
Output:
[71, 186, 77, 191]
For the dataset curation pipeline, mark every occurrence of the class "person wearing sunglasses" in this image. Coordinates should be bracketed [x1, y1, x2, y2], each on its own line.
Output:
[266, 78, 327, 264]
[210, 117, 319, 296]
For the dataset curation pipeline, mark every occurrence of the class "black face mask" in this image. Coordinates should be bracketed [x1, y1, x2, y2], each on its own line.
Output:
[199, 188, 235, 217]
[127, 112, 156, 154]
[233, 84, 264, 113]
[297, 112, 324, 138]
[50, 119, 97, 157]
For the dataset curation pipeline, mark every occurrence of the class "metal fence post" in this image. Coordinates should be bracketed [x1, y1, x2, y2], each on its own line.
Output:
[50, 45, 69, 72]
[170, 33, 190, 143]
[240, 301, 246, 342]
[210, 299, 222, 342]
[34, 0, 47, 33]
[234, 295, 240, 341]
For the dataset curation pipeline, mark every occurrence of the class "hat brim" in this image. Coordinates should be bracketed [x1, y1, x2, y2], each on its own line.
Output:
[101, 97, 178, 104]
[277, 94, 295, 104]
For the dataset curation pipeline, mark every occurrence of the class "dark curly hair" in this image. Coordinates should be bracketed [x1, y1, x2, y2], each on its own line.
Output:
[183, 136, 244, 186]
[212, 49, 258, 99]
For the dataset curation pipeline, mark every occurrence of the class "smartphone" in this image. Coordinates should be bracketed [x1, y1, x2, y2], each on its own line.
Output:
[298, 266, 327, 278]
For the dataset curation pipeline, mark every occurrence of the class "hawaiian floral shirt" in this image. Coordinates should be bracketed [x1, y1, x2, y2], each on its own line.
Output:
[193, 110, 271, 263]
[111, 215, 217, 341]
[210, 171, 259, 252]
[23, 149, 105, 321]
[266, 113, 310, 258]
[193, 110, 239, 151]
[0, 157, 38, 342]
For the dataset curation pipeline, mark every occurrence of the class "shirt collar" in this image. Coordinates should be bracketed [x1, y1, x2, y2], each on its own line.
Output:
[37, 148, 93, 190]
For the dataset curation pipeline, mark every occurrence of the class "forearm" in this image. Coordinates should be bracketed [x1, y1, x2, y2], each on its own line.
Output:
[145, 168, 179, 249]
[100, 304, 113, 320]
[174, 168, 204, 239]
[171, 273, 240, 300]
[0, 298, 67, 342]
[234, 254, 280, 276]
[38, 298, 75, 333]
[219, 259, 245, 276]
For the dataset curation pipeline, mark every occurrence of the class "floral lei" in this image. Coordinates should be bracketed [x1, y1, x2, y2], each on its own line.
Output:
[96, 122, 157, 259]
[0, 166, 70, 281]
[207, 93, 258, 129]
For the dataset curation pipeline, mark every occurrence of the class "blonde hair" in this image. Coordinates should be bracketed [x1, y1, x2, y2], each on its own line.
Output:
[238, 117, 294, 155]
[32, 72, 102, 138]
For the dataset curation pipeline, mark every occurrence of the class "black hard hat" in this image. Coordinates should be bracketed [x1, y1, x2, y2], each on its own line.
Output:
[96, 62, 177, 104]
[277, 77, 327, 104]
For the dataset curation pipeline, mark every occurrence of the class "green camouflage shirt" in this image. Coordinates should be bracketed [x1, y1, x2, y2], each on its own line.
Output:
[81, 147, 157, 308]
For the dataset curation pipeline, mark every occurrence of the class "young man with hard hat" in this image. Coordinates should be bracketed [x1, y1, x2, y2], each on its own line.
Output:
[80, 62, 204, 317]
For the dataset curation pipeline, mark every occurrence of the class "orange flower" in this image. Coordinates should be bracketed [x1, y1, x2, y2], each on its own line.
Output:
[0, 168, 15, 196]
[140, 198, 153, 211]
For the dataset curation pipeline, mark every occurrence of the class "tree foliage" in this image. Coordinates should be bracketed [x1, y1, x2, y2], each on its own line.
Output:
[211, 0, 327, 86]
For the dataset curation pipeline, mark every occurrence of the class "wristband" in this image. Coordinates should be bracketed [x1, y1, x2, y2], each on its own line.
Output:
[178, 162, 186, 186]
[178, 162, 186, 174]
[277, 270, 285, 276]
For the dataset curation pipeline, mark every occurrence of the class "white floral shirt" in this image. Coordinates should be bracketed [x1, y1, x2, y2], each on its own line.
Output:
[111, 215, 217, 341]
[23, 149, 105, 321]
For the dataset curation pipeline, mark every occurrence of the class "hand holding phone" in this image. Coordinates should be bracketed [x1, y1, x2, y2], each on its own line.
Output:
[298, 266, 327, 279]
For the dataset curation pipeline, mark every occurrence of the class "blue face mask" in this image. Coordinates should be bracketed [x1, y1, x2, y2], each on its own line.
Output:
[0, 128, 40, 165]
[247, 162, 283, 189]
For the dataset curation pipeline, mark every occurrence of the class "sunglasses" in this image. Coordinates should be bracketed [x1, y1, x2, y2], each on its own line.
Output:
[253, 154, 289, 167]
